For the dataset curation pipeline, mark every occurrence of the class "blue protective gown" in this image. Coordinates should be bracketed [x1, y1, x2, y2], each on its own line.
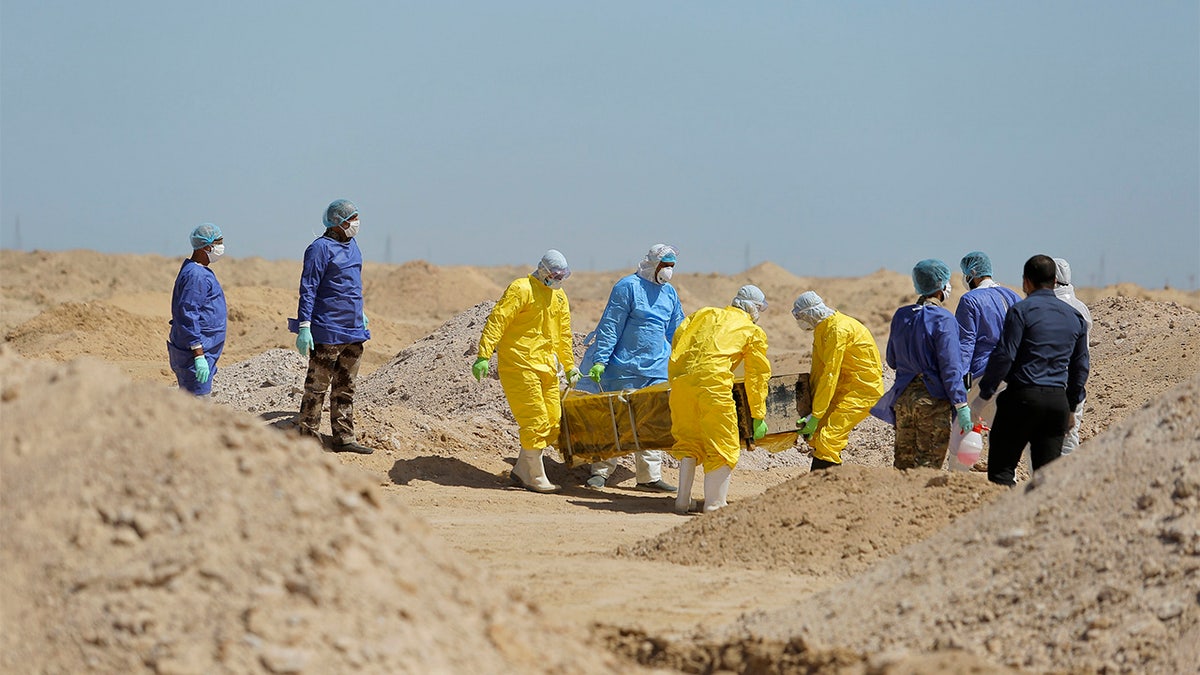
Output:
[871, 301, 967, 425]
[592, 273, 685, 391]
[297, 234, 370, 345]
[167, 259, 226, 395]
[955, 283, 1021, 379]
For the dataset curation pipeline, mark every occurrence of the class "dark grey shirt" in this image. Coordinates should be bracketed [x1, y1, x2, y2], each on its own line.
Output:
[979, 288, 1090, 408]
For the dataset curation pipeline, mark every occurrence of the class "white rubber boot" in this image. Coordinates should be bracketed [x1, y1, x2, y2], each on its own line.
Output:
[512, 448, 561, 494]
[674, 457, 699, 514]
[702, 464, 733, 513]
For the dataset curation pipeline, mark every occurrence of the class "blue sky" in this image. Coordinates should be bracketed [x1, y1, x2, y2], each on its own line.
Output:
[2, 1, 1197, 288]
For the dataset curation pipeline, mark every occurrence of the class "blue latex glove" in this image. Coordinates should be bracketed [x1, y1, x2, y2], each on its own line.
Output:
[797, 415, 819, 437]
[955, 405, 973, 434]
[296, 326, 314, 356]
[363, 312, 369, 328]
[472, 357, 489, 382]
[193, 355, 210, 384]
[752, 418, 768, 440]
[566, 368, 582, 387]
[587, 363, 606, 383]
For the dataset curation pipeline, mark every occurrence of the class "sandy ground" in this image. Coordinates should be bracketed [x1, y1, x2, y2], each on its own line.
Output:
[2, 249, 1199, 674]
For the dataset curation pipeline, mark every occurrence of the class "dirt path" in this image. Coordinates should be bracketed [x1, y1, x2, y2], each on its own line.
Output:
[386, 466, 821, 634]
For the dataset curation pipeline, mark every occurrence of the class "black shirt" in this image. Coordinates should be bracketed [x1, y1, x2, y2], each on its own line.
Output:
[979, 288, 1090, 408]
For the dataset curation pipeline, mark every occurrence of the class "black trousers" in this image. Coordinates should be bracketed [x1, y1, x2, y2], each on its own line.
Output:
[987, 385, 1070, 486]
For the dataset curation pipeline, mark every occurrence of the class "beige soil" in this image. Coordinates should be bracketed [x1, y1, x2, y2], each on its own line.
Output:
[2, 249, 1199, 673]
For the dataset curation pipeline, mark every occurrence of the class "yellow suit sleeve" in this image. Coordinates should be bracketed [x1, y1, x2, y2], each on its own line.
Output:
[554, 291, 575, 371]
[742, 326, 772, 419]
[478, 279, 526, 359]
[810, 321, 846, 419]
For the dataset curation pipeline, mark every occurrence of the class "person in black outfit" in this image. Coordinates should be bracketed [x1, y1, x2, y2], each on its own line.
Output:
[977, 254, 1090, 486]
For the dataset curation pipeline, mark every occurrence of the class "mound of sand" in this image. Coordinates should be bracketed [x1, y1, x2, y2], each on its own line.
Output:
[719, 374, 1200, 673]
[1081, 297, 1200, 441]
[626, 465, 1007, 576]
[364, 261, 503, 320]
[0, 349, 627, 674]
[5, 301, 167, 362]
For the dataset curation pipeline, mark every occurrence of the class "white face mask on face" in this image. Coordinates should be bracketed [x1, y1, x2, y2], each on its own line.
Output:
[343, 219, 360, 239]
[207, 243, 225, 263]
[655, 265, 674, 284]
[943, 282, 952, 299]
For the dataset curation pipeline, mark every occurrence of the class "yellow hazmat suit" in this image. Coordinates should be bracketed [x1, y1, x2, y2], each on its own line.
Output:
[478, 275, 575, 449]
[667, 306, 770, 473]
[808, 311, 885, 464]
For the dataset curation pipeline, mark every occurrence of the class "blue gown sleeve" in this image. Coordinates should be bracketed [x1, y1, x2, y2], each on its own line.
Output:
[955, 297, 978, 376]
[666, 291, 684, 345]
[175, 270, 206, 350]
[934, 313, 967, 404]
[593, 281, 632, 366]
[979, 308, 1021, 400]
[297, 241, 327, 323]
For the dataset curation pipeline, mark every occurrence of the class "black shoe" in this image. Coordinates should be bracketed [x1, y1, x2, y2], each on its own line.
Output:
[810, 457, 839, 471]
[635, 479, 678, 493]
[331, 440, 374, 455]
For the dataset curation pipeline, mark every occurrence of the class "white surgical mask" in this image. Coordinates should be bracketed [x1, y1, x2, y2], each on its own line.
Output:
[943, 282, 952, 298]
[655, 266, 674, 284]
[207, 243, 225, 262]
[342, 219, 360, 238]
[544, 278, 563, 290]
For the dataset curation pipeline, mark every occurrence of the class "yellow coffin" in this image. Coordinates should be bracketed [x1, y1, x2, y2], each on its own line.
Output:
[557, 373, 813, 467]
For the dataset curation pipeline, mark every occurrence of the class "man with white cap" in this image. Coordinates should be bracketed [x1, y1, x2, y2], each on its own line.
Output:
[792, 291, 884, 470]
[584, 244, 685, 492]
[474, 250, 582, 493]
[1053, 257, 1092, 455]
[668, 285, 770, 514]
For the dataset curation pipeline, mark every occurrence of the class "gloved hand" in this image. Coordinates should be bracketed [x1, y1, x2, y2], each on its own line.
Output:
[472, 357, 489, 382]
[587, 363, 606, 383]
[296, 326, 313, 356]
[362, 312, 369, 328]
[193, 355, 210, 384]
[796, 415, 819, 437]
[955, 405, 973, 433]
[567, 368, 582, 387]
[752, 418, 768, 440]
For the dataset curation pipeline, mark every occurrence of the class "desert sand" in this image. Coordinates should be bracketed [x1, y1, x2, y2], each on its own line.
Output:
[2, 248, 1198, 674]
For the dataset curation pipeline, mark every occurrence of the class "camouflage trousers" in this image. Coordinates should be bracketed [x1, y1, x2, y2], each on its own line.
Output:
[893, 378, 952, 470]
[297, 342, 363, 445]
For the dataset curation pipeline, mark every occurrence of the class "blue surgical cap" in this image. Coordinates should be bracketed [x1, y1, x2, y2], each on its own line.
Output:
[190, 223, 222, 250]
[912, 259, 952, 296]
[323, 199, 358, 229]
[960, 251, 993, 280]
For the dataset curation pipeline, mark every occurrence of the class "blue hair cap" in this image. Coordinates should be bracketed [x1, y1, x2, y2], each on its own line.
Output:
[912, 259, 952, 296]
[190, 223, 222, 250]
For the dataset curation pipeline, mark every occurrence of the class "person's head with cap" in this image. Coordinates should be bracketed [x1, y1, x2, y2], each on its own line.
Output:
[1053, 257, 1073, 287]
[792, 291, 835, 330]
[636, 243, 678, 285]
[960, 251, 993, 289]
[534, 249, 571, 289]
[323, 199, 360, 240]
[731, 284, 767, 323]
[189, 223, 224, 265]
[912, 259, 952, 300]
